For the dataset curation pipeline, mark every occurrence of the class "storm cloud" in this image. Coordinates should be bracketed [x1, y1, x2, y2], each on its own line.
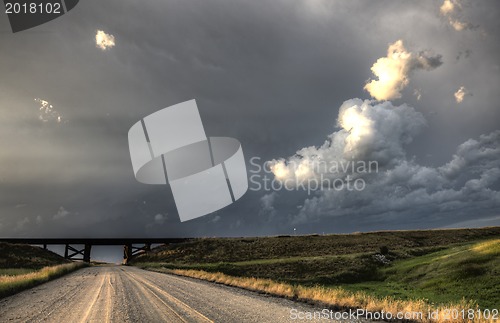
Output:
[267, 98, 500, 226]
[0, 0, 499, 239]
[268, 99, 426, 183]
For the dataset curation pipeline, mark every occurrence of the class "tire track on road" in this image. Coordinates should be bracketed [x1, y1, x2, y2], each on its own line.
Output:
[122, 269, 189, 322]
[124, 270, 214, 323]
[23, 268, 98, 323]
[79, 272, 107, 323]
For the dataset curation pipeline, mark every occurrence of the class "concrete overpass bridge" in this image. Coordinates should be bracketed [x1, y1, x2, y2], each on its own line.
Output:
[0, 238, 192, 264]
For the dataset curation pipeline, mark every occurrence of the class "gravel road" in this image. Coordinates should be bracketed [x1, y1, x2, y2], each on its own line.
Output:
[0, 265, 372, 322]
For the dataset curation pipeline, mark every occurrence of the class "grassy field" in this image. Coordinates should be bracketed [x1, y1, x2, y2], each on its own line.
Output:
[0, 242, 86, 298]
[161, 269, 484, 323]
[343, 239, 499, 308]
[133, 227, 500, 321]
[0, 268, 38, 276]
[134, 227, 500, 264]
[0, 242, 71, 269]
[0, 262, 87, 298]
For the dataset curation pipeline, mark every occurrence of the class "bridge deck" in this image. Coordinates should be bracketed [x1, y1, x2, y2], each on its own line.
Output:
[0, 238, 193, 263]
[0, 238, 192, 245]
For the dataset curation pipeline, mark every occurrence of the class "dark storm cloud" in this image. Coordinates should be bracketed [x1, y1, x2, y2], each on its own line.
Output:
[0, 0, 499, 239]
[266, 98, 500, 230]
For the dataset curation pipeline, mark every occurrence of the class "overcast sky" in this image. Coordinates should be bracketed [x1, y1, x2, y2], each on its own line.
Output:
[1, 0, 499, 245]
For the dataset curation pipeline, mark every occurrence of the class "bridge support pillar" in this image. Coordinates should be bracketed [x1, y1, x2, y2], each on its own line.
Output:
[123, 243, 133, 265]
[64, 244, 92, 262]
[123, 243, 151, 264]
[83, 244, 92, 263]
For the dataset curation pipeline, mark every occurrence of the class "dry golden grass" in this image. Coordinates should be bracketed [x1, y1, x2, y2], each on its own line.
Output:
[169, 269, 495, 323]
[0, 262, 86, 298]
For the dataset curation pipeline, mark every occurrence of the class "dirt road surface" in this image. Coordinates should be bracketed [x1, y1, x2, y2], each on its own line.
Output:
[0, 265, 372, 322]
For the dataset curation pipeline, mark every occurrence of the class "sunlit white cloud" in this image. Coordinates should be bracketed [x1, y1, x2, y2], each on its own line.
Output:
[364, 40, 442, 101]
[439, 0, 473, 31]
[450, 19, 468, 31]
[35, 98, 62, 123]
[440, 0, 456, 15]
[95, 30, 115, 50]
[267, 98, 500, 225]
[267, 99, 426, 185]
[454, 86, 471, 103]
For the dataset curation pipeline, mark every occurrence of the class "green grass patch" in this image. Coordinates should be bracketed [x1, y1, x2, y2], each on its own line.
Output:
[133, 227, 500, 265]
[0, 268, 37, 276]
[342, 239, 500, 308]
[0, 243, 88, 299]
[0, 262, 87, 299]
[138, 252, 383, 285]
[133, 227, 500, 311]
[163, 268, 482, 323]
[0, 242, 70, 269]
